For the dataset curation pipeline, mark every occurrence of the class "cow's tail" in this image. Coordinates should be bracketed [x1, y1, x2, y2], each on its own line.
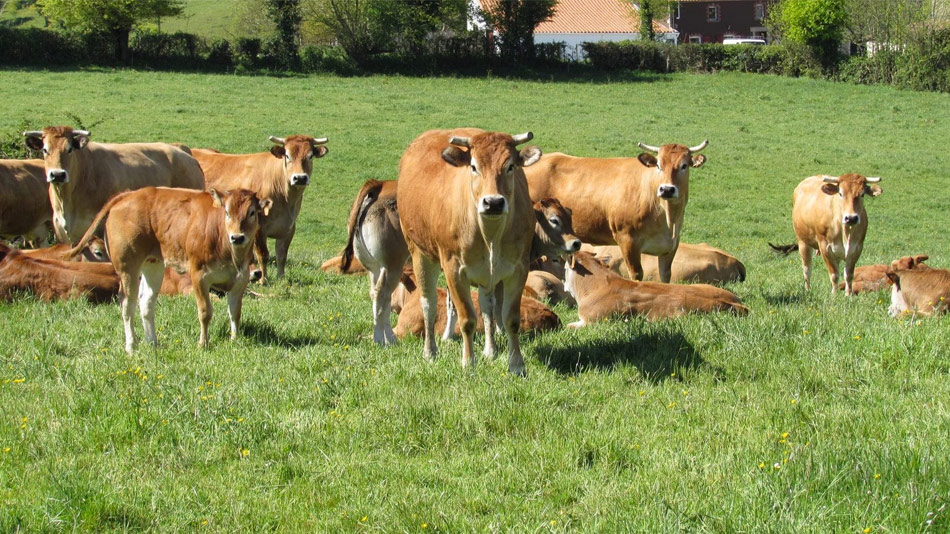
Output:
[768, 242, 799, 256]
[340, 179, 384, 272]
[66, 192, 127, 260]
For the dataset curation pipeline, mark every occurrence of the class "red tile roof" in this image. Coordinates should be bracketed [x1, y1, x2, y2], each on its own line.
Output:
[477, 0, 675, 35]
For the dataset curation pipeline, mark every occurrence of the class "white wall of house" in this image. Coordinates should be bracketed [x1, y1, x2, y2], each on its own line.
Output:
[536, 32, 679, 60]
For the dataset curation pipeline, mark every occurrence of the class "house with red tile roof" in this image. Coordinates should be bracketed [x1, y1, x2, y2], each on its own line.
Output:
[471, 0, 679, 60]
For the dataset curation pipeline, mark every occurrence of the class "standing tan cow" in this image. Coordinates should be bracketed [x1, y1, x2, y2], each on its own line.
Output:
[526, 140, 708, 283]
[192, 135, 328, 281]
[0, 159, 51, 247]
[397, 129, 541, 375]
[69, 187, 271, 353]
[770, 174, 882, 295]
[23, 127, 205, 243]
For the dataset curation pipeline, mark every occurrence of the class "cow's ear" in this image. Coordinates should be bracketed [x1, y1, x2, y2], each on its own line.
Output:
[25, 136, 43, 151]
[866, 185, 883, 197]
[72, 134, 89, 150]
[258, 198, 273, 216]
[821, 183, 839, 195]
[885, 270, 899, 286]
[691, 154, 706, 168]
[270, 146, 286, 159]
[209, 188, 224, 207]
[441, 146, 470, 167]
[519, 146, 542, 167]
[313, 146, 328, 158]
[638, 153, 657, 167]
[915, 254, 929, 264]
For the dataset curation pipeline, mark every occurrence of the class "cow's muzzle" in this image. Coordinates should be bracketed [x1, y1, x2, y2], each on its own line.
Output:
[290, 174, 310, 186]
[843, 214, 861, 226]
[563, 239, 582, 253]
[47, 169, 68, 183]
[229, 234, 247, 245]
[657, 184, 678, 199]
[478, 195, 508, 216]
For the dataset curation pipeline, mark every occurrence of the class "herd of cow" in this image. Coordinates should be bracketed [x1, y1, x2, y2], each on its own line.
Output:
[1, 126, 946, 375]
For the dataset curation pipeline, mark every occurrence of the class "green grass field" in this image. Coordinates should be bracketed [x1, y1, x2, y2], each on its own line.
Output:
[1, 68, 949, 532]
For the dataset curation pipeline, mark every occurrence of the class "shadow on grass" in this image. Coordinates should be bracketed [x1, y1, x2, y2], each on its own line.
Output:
[240, 320, 321, 349]
[534, 329, 717, 382]
[761, 290, 807, 306]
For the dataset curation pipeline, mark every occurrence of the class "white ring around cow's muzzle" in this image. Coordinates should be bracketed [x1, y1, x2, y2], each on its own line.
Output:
[657, 184, 678, 199]
[478, 195, 508, 216]
[47, 169, 69, 183]
[842, 213, 861, 226]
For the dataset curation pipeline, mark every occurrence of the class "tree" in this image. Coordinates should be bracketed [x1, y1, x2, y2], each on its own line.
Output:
[265, 0, 303, 70]
[37, 0, 184, 63]
[639, 1, 656, 41]
[771, 0, 848, 66]
[479, 0, 558, 61]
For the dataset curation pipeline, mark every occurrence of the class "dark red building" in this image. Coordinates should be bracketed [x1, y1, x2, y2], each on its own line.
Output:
[668, 0, 775, 44]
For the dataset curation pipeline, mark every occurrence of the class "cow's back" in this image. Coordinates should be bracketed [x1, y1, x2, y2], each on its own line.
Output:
[91, 142, 204, 190]
[0, 159, 51, 237]
[192, 149, 278, 192]
[792, 176, 840, 246]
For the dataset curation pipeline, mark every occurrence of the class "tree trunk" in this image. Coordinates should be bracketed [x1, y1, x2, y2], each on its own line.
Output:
[114, 28, 131, 64]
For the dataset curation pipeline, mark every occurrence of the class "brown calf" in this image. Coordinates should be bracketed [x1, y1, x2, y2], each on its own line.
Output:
[886, 266, 950, 317]
[0, 243, 118, 303]
[584, 242, 746, 285]
[21, 237, 108, 262]
[70, 187, 271, 353]
[838, 254, 929, 294]
[564, 251, 748, 326]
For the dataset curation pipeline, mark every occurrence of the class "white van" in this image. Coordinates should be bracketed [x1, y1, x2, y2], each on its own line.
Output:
[723, 38, 767, 45]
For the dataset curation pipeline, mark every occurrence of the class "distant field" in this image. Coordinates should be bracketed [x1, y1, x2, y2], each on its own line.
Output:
[0, 0, 242, 39]
[1, 69, 949, 532]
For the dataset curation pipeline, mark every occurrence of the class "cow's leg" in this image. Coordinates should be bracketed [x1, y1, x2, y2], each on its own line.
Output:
[798, 241, 813, 291]
[192, 272, 214, 348]
[843, 253, 859, 297]
[371, 267, 398, 346]
[412, 252, 440, 361]
[445, 268, 477, 370]
[368, 267, 384, 344]
[817, 243, 839, 294]
[275, 226, 294, 278]
[118, 268, 142, 354]
[138, 260, 165, 347]
[478, 286, 497, 359]
[442, 291, 459, 341]
[228, 273, 249, 341]
[252, 232, 268, 284]
[617, 233, 644, 281]
[501, 271, 529, 377]
[657, 248, 677, 284]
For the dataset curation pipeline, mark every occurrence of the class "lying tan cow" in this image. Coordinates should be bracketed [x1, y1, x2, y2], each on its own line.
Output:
[525, 270, 575, 306]
[70, 187, 271, 353]
[0, 243, 118, 303]
[395, 286, 560, 339]
[526, 140, 708, 282]
[24, 127, 205, 243]
[563, 251, 748, 326]
[770, 174, 882, 295]
[192, 135, 328, 281]
[398, 129, 541, 374]
[838, 254, 929, 294]
[886, 266, 950, 317]
[583, 242, 746, 285]
[320, 255, 366, 274]
[0, 158, 51, 247]
[21, 236, 108, 262]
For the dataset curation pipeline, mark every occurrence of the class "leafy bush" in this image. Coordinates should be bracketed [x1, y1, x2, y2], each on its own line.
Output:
[235, 37, 262, 70]
[301, 45, 357, 75]
[207, 39, 234, 69]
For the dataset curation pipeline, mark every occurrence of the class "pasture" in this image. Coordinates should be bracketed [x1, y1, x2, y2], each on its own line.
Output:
[1, 68, 949, 532]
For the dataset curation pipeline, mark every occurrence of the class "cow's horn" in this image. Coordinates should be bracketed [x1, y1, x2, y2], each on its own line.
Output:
[637, 142, 660, 153]
[23, 130, 43, 138]
[689, 140, 709, 152]
[822, 176, 839, 183]
[312, 137, 328, 145]
[269, 136, 286, 145]
[865, 176, 881, 183]
[449, 136, 471, 147]
[71, 130, 90, 137]
[511, 132, 533, 145]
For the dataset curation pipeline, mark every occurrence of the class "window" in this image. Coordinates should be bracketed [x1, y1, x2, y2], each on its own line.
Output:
[706, 4, 720, 22]
[689, 35, 702, 44]
[675, 4, 681, 19]
[754, 3, 765, 20]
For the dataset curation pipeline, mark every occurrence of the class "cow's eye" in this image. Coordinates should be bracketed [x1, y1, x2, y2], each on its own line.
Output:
[549, 217, 560, 227]
[42, 148, 49, 156]
[471, 165, 477, 174]
[680, 163, 687, 170]
[249, 209, 256, 218]
[307, 152, 313, 160]
[507, 164, 514, 173]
